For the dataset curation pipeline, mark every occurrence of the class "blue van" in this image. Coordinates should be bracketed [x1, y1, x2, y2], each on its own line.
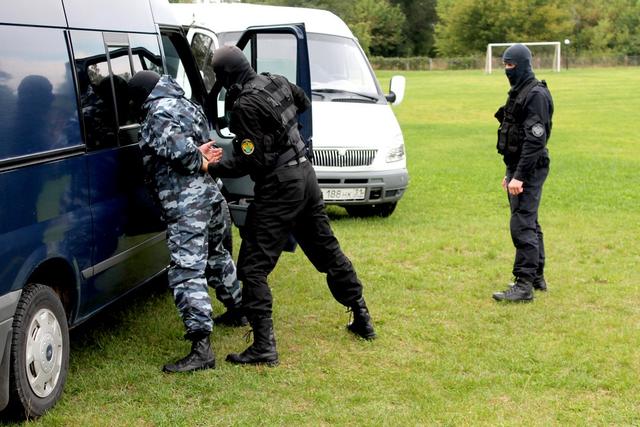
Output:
[0, 0, 311, 418]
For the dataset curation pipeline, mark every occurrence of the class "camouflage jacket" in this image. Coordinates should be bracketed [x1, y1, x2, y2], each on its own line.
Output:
[139, 75, 223, 220]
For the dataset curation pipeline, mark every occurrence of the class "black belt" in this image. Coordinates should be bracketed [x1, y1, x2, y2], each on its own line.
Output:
[275, 140, 306, 168]
[284, 156, 307, 167]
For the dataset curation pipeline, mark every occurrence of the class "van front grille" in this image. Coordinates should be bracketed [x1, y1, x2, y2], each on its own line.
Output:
[313, 149, 377, 167]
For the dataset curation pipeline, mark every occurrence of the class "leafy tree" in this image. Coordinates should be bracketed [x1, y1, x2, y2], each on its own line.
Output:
[390, 0, 438, 56]
[436, 0, 572, 56]
[236, 0, 405, 56]
[570, 0, 640, 55]
[345, 0, 407, 56]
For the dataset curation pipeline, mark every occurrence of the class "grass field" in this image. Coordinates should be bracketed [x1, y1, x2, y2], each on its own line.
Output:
[25, 67, 640, 426]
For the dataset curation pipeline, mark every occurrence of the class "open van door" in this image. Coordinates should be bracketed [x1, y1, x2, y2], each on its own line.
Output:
[192, 24, 313, 225]
[159, 23, 311, 227]
[231, 24, 312, 149]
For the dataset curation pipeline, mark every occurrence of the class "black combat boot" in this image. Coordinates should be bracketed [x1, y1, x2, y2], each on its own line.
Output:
[493, 277, 534, 302]
[214, 306, 248, 327]
[163, 333, 216, 373]
[226, 317, 279, 366]
[509, 275, 547, 291]
[347, 297, 376, 340]
[532, 275, 547, 291]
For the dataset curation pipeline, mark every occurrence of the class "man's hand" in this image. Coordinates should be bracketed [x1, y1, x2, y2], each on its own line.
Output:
[210, 147, 223, 163]
[507, 178, 524, 195]
[199, 140, 223, 160]
[198, 140, 216, 160]
[501, 176, 507, 190]
[199, 140, 223, 169]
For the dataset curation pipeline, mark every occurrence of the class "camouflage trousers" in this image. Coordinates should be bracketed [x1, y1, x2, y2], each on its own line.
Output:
[166, 199, 242, 335]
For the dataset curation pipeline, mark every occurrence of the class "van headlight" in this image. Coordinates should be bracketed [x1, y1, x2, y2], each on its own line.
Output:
[385, 143, 405, 163]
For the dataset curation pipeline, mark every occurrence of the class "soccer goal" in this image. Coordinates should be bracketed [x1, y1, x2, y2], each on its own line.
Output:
[485, 42, 561, 74]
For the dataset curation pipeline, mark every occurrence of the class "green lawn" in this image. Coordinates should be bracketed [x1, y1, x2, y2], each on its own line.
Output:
[31, 68, 640, 425]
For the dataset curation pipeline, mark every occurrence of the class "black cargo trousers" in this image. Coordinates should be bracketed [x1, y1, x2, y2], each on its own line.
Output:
[236, 159, 363, 319]
[506, 158, 550, 282]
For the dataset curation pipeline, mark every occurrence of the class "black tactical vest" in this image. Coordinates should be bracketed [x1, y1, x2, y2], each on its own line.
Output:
[496, 79, 546, 156]
[240, 73, 305, 164]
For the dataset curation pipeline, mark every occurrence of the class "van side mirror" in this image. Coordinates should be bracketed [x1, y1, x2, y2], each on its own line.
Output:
[385, 92, 396, 103]
[385, 75, 406, 106]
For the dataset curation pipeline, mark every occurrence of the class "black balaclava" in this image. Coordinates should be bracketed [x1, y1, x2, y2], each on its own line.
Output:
[128, 70, 160, 119]
[502, 44, 535, 89]
[212, 45, 256, 91]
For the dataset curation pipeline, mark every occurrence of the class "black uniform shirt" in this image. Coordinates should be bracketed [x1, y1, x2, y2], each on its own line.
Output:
[208, 76, 310, 180]
[508, 80, 554, 181]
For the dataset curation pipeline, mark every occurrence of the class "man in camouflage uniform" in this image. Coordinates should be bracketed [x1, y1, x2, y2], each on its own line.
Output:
[128, 70, 244, 373]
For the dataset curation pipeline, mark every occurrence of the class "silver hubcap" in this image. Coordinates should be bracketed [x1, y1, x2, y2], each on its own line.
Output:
[25, 308, 63, 398]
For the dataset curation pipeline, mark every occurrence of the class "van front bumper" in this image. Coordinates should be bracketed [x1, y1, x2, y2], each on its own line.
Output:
[315, 167, 409, 206]
[0, 290, 21, 411]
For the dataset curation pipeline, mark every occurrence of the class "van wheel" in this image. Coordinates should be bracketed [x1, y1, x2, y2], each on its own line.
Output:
[345, 202, 397, 218]
[8, 284, 69, 419]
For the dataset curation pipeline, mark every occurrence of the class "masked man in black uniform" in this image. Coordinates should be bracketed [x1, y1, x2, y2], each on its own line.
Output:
[204, 46, 376, 365]
[492, 44, 554, 302]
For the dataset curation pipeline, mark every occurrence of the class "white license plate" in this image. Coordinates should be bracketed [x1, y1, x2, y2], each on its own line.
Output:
[321, 187, 366, 201]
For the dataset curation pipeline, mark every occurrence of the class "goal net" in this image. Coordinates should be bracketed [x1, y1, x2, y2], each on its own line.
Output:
[485, 42, 561, 74]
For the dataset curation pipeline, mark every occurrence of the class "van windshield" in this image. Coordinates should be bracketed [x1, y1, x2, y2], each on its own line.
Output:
[307, 33, 380, 101]
[217, 31, 381, 102]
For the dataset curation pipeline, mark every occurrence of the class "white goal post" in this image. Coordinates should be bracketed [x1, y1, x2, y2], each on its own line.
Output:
[485, 42, 561, 74]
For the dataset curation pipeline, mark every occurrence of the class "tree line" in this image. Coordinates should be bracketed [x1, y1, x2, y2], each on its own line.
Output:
[230, 0, 640, 58]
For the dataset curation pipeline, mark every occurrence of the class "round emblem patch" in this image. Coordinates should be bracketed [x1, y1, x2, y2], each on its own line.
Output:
[531, 123, 545, 138]
[241, 139, 255, 155]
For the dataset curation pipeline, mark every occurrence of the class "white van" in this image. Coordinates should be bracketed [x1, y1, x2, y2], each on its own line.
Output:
[171, 3, 408, 217]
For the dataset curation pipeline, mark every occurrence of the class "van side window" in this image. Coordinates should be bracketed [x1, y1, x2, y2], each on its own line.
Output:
[72, 30, 119, 149]
[130, 34, 163, 75]
[191, 32, 216, 92]
[72, 31, 163, 149]
[107, 49, 134, 126]
[217, 31, 241, 47]
[255, 33, 297, 82]
[0, 25, 81, 161]
[212, 33, 297, 138]
[161, 34, 193, 99]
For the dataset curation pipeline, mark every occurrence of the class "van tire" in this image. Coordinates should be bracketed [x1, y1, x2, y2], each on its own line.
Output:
[7, 284, 69, 419]
[345, 202, 397, 218]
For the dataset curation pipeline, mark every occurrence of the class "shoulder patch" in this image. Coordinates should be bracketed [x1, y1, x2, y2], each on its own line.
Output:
[531, 123, 545, 138]
[241, 139, 255, 155]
